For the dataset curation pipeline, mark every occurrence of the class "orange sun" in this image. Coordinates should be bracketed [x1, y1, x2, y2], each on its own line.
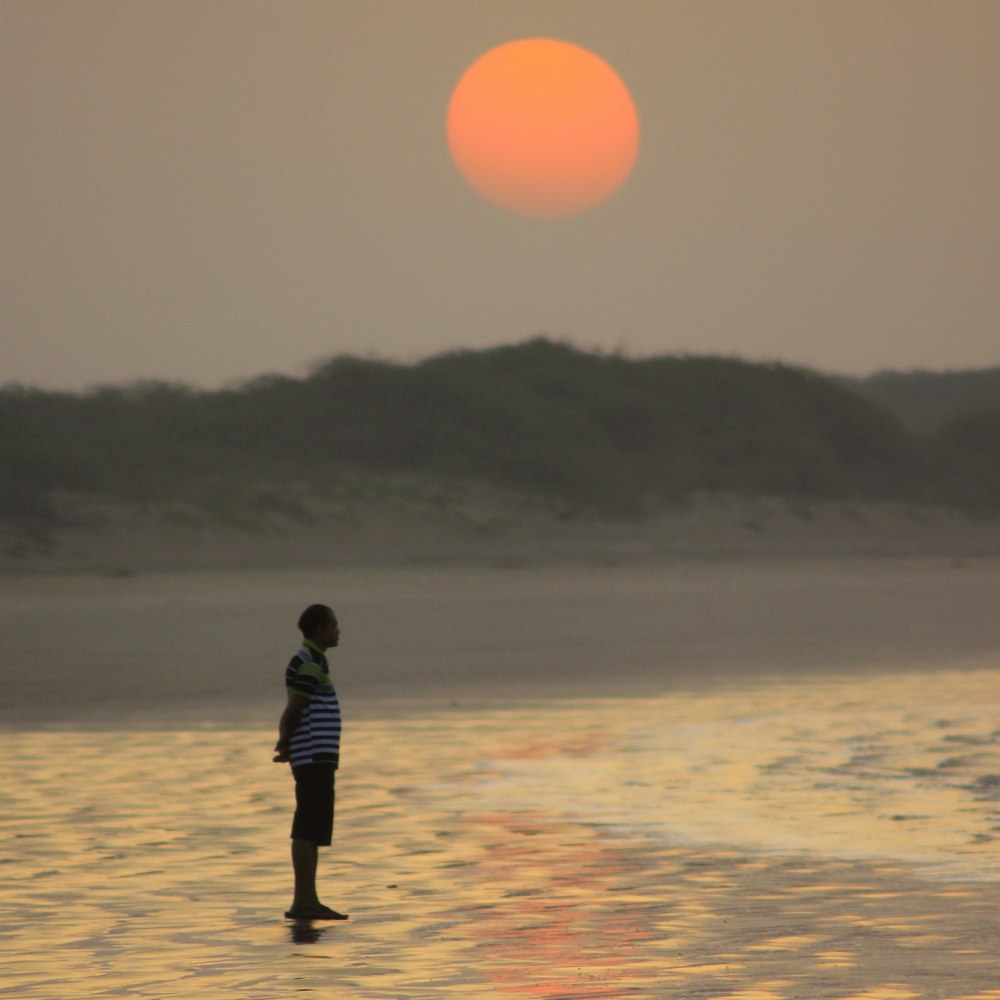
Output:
[446, 38, 640, 219]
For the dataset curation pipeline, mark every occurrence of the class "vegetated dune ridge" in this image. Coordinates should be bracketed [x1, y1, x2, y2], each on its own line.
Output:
[3, 487, 1000, 576]
[2, 338, 997, 573]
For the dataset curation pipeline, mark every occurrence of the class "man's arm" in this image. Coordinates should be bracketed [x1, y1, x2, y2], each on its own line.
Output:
[273, 692, 308, 762]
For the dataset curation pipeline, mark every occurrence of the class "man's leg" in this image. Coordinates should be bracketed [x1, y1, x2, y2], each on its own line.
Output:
[288, 839, 346, 918]
[287, 765, 347, 919]
[291, 838, 320, 911]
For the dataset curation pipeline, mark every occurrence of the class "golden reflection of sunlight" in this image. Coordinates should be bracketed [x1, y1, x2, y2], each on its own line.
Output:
[837, 989, 919, 1000]
[713, 985, 792, 1000]
[5, 669, 1000, 998]
[746, 935, 821, 952]
[451, 813, 662, 996]
[669, 963, 744, 976]
[817, 950, 857, 968]
[458, 669, 1000, 882]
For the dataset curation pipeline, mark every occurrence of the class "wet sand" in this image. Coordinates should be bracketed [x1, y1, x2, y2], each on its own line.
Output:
[5, 677, 1000, 997]
[3, 559, 1000, 997]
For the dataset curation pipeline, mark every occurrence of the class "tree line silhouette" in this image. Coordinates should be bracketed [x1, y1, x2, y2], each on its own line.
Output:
[2, 339, 997, 540]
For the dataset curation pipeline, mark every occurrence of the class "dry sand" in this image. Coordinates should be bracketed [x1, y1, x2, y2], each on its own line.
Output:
[3, 490, 1000, 576]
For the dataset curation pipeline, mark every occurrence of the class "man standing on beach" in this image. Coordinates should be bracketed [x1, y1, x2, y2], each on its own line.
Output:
[273, 604, 348, 921]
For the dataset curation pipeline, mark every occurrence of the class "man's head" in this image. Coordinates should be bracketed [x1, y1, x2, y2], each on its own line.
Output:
[297, 604, 340, 650]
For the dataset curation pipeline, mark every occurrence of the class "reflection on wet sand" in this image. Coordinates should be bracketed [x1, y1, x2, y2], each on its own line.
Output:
[4, 671, 1000, 997]
[287, 919, 332, 945]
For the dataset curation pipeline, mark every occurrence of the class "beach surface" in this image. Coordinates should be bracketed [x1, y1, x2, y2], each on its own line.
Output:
[2, 557, 1000, 997]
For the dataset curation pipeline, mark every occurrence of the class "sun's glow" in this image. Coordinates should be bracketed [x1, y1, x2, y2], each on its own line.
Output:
[447, 38, 640, 218]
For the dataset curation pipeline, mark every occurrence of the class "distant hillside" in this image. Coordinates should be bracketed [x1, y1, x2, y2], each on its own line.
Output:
[1, 339, 997, 545]
[842, 367, 1000, 434]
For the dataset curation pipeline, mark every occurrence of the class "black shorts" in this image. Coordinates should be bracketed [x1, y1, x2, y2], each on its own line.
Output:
[291, 763, 336, 846]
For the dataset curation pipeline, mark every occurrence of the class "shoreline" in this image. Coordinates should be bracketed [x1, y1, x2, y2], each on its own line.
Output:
[3, 554, 999, 730]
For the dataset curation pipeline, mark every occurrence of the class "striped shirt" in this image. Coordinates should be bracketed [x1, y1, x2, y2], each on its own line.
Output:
[285, 638, 341, 768]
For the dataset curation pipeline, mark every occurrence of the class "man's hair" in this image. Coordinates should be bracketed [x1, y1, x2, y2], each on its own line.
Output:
[297, 604, 335, 637]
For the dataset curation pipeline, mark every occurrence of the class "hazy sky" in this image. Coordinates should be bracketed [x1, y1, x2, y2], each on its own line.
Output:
[4, 1, 999, 389]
